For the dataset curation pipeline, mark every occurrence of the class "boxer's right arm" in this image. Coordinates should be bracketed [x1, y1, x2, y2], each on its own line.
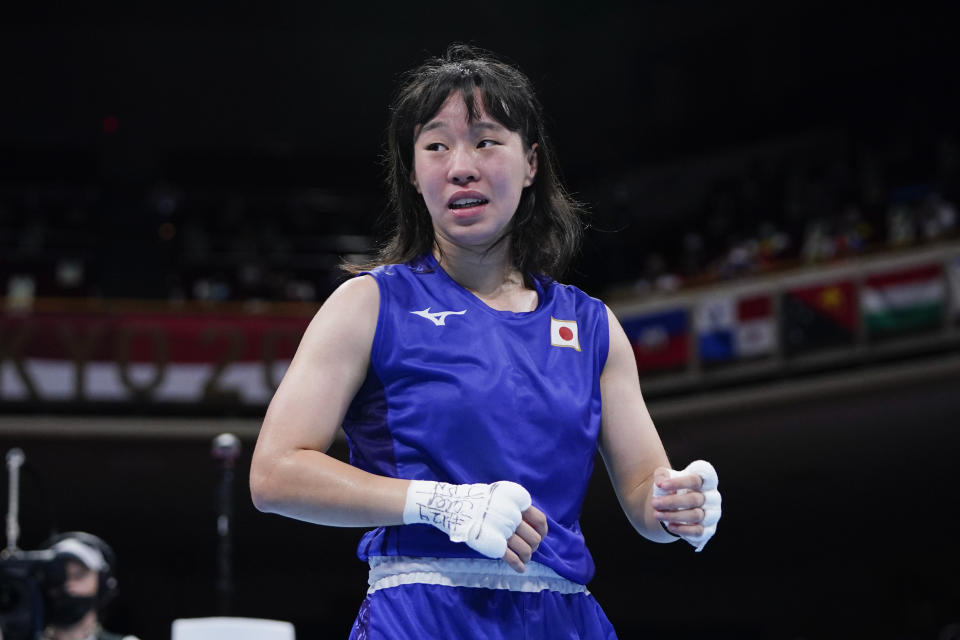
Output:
[249, 275, 543, 571]
[250, 275, 409, 527]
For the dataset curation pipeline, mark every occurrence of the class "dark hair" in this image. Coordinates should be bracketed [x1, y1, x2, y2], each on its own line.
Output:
[346, 44, 583, 281]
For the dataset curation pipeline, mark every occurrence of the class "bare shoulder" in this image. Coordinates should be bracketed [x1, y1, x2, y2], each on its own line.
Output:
[259, 275, 379, 450]
[301, 275, 379, 346]
[603, 302, 624, 329]
[322, 273, 379, 314]
[601, 303, 635, 373]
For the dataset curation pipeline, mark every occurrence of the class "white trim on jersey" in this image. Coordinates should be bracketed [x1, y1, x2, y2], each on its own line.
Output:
[366, 556, 589, 595]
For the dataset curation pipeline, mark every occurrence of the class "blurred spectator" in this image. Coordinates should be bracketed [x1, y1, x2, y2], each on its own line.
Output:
[0, 532, 139, 640]
[919, 193, 957, 240]
[40, 532, 140, 640]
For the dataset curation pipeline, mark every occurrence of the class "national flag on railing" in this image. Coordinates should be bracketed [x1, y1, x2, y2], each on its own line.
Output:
[696, 295, 775, 364]
[862, 264, 944, 338]
[782, 281, 857, 354]
[621, 308, 689, 374]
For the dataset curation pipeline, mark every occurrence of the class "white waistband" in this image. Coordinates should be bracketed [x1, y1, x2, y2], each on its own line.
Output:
[366, 556, 589, 595]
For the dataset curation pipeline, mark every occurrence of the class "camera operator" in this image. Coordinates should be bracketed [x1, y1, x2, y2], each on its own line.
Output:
[0, 532, 139, 640]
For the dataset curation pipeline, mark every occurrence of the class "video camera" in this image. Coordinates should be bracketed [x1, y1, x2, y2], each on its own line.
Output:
[0, 549, 66, 640]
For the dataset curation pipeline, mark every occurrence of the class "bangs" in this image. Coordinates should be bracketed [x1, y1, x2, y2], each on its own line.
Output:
[403, 63, 536, 146]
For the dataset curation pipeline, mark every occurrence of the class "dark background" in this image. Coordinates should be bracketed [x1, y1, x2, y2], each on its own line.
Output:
[2, 2, 956, 297]
[1, 2, 959, 639]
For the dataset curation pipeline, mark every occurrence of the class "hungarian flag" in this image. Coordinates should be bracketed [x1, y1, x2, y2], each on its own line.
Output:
[862, 264, 945, 338]
[621, 308, 689, 375]
[696, 295, 775, 365]
[782, 281, 857, 355]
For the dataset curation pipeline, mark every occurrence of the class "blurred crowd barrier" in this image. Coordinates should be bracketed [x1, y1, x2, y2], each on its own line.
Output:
[612, 240, 960, 395]
[0, 299, 309, 409]
[1, 241, 958, 410]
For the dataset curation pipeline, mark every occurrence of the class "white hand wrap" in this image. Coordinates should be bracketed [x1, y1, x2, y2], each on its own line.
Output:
[653, 459, 722, 552]
[402, 480, 532, 559]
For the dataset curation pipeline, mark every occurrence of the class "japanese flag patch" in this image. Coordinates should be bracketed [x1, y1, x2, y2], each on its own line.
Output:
[550, 317, 581, 351]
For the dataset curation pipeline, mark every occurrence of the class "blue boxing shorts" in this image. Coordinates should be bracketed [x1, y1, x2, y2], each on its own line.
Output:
[348, 557, 618, 640]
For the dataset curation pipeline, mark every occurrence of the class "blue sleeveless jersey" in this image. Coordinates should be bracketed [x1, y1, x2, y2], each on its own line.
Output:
[342, 254, 609, 585]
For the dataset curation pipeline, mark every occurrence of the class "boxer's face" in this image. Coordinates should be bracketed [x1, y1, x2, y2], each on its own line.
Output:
[411, 91, 538, 255]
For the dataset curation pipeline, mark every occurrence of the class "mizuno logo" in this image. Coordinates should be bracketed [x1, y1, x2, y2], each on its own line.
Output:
[411, 307, 467, 326]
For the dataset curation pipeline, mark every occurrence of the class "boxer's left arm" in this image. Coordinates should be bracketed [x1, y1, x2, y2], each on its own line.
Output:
[598, 306, 677, 543]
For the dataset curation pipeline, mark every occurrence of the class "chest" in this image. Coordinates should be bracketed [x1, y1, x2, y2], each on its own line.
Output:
[375, 293, 599, 428]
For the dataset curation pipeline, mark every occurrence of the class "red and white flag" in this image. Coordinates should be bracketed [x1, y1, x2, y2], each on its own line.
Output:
[550, 317, 580, 351]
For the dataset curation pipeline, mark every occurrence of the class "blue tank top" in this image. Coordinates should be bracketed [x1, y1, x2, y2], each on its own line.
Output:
[342, 254, 609, 585]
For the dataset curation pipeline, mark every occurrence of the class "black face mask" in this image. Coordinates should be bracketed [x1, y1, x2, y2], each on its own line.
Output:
[46, 593, 97, 627]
